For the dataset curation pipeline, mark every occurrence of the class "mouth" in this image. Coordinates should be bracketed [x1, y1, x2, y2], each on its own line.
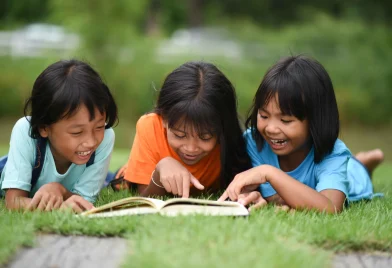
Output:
[269, 138, 288, 149]
[181, 153, 201, 162]
[76, 150, 92, 157]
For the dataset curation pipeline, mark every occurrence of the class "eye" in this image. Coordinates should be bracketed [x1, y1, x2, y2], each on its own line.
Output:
[259, 114, 268, 119]
[199, 134, 213, 141]
[96, 125, 105, 130]
[70, 131, 82, 136]
[174, 133, 186, 139]
[281, 119, 293, 124]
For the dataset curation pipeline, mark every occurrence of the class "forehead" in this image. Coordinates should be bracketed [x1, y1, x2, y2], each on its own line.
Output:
[61, 105, 105, 125]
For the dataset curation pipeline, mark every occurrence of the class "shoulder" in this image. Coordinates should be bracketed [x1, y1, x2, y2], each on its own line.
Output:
[315, 139, 351, 170]
[136, 113, 163, 133]
[10, 117, 34, 143]
[12, 117, 31, 134]
[325, 139, 352, 159]
[95, 127, 115, 155]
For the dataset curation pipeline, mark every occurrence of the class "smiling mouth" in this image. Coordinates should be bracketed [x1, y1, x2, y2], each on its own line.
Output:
[270, 139, 287, 146]
[77, 150, 92, 156]
[183, 153, 200, 160]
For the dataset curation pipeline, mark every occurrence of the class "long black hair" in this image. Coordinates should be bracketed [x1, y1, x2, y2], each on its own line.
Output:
[155, 61, 251, 187]
[246, 55, 339, 163]
[24, 59, 118, 138]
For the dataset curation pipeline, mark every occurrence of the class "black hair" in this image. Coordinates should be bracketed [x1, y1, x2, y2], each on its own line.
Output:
[155, 61, 251, 187]
[246, 55, 339, 163]
[24, 59, 118, 138]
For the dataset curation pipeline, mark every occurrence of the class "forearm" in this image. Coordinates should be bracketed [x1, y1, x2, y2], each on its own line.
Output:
[264, 166, 342, 213]
[139, 170, 167, 197]
[265, 194, 287, 206]
[5, 189, 31, 210]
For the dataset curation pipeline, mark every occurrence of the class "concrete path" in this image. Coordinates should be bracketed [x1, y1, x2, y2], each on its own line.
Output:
[5, 235, 128, 268]
[334, 253, 392, 268]
[5, 235, 392, 268]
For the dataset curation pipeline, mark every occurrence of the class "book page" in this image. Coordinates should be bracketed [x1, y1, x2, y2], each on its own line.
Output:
[161, 198, 243, 209]
[160, 204, 249, 217]
[81, 197, 165, 216]
[84, 206, 158, 218]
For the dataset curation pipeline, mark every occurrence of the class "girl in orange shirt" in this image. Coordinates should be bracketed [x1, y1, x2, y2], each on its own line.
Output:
[117, 61, 250, 197]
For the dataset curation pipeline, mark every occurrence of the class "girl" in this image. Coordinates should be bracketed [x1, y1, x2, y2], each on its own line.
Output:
[219, 55, 384, 213]
[117, 61, 251, 197]
[0, 59, 118, 213]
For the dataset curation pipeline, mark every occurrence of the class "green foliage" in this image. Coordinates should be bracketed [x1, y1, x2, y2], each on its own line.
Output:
[0, 162, 391, 267]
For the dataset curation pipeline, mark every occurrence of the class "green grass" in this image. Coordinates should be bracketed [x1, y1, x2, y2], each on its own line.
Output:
[0, 123, 391, 267]
[0, 155, 391, 267]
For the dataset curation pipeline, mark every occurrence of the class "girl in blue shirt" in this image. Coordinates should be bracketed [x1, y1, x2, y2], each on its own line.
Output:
[0, 59, 118, 213]
[219, 55, 384, 213]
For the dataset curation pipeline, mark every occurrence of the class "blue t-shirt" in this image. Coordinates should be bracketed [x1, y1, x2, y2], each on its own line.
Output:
[245, 129, 374, 202]
[0, 117, 115, 203]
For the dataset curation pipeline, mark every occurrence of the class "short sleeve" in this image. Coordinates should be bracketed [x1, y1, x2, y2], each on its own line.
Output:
[72, 128, 115, 203]
[1, 118, 36, 192]
[315, 149, 350, 198]
[124, 117, 159, 185]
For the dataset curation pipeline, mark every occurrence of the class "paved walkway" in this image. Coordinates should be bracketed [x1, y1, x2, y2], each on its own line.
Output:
[6, 235, 127, 268]
[5, 235, 392, 268]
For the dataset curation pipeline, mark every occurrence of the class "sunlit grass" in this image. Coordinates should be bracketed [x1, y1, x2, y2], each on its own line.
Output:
[0, 122, 391, 267]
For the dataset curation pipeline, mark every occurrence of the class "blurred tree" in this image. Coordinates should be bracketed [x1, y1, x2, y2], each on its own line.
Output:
[49, 0, 149, 62]
[0, 0, 49, 27]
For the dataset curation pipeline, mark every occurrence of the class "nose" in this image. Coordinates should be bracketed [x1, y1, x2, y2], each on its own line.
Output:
[265, 120, 281, 135]
[183, 138, 199, 153]
[83, 133, 98, 149]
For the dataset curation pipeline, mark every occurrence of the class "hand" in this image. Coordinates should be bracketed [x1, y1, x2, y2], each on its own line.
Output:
[218, 165, 270, 202]
[115, 164, 128, 179]
[275, 205, 296, 214]
[60, 195, 94, 214]
[155, 157, 204, 198]
[237, 191, 268, 211]
[27, 182, 65, 211]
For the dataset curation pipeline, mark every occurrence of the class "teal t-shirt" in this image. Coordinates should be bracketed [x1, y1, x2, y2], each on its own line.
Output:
[244, 129, 374, 202]
[0, 117, 115, 203]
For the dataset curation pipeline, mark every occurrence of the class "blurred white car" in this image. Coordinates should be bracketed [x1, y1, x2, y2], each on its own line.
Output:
[0, 23, 80, 57]
[156, 27, 243, 62]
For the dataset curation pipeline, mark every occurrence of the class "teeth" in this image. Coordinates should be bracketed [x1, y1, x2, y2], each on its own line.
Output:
[77, 151, 91, 156]
[271, 139, 287, 145]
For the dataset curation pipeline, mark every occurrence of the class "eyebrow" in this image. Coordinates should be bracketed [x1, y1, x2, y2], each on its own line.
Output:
[171, 127, 213, 136]
[68, 118, 105, 128]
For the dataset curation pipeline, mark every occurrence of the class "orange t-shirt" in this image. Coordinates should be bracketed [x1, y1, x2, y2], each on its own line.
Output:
[124, 113, 221, 188]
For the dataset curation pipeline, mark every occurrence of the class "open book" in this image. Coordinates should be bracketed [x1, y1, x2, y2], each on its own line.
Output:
[81, 197, 249, 217]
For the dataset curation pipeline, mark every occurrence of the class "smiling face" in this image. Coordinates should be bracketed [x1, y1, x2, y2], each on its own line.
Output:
[165, 121, 218, 166]
[257, 95, 311, 171]
[39, 105, 106, 174]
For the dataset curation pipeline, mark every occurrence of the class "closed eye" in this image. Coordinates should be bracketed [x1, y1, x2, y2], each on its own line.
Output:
[281, 119, 293, 124]
[174, 133, 186, 139]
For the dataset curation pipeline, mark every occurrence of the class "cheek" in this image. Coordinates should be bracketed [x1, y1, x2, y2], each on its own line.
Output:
[256, 118, 265, 133]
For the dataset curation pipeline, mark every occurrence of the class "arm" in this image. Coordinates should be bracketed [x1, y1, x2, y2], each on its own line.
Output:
[138, 157, 204, 198]
[5, 189, 31, 210]
[264, 166, 346, 213]
[220, 165, 346, 214]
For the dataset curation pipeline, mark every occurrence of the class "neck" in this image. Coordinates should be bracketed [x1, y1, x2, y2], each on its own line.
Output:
[278, 144, 311, 172]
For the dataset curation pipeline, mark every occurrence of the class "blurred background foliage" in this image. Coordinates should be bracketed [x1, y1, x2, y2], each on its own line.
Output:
[0, 0, 391, 152]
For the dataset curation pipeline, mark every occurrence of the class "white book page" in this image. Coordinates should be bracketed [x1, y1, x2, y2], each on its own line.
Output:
[85, 206, 158, 218]
[160, 204, 249, 217]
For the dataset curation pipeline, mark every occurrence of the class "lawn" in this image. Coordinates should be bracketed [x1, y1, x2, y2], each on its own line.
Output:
[0, 147, 391, 267]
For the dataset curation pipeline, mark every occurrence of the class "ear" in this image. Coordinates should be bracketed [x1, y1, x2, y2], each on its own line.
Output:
[162, 119, 168, 129]
[38, 125, 49, 138]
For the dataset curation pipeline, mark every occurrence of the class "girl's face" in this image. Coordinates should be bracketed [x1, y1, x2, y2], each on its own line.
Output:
[39, 105, 106, 174]
[165, 121, 218, 166]
[257, 96, 311, 170]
